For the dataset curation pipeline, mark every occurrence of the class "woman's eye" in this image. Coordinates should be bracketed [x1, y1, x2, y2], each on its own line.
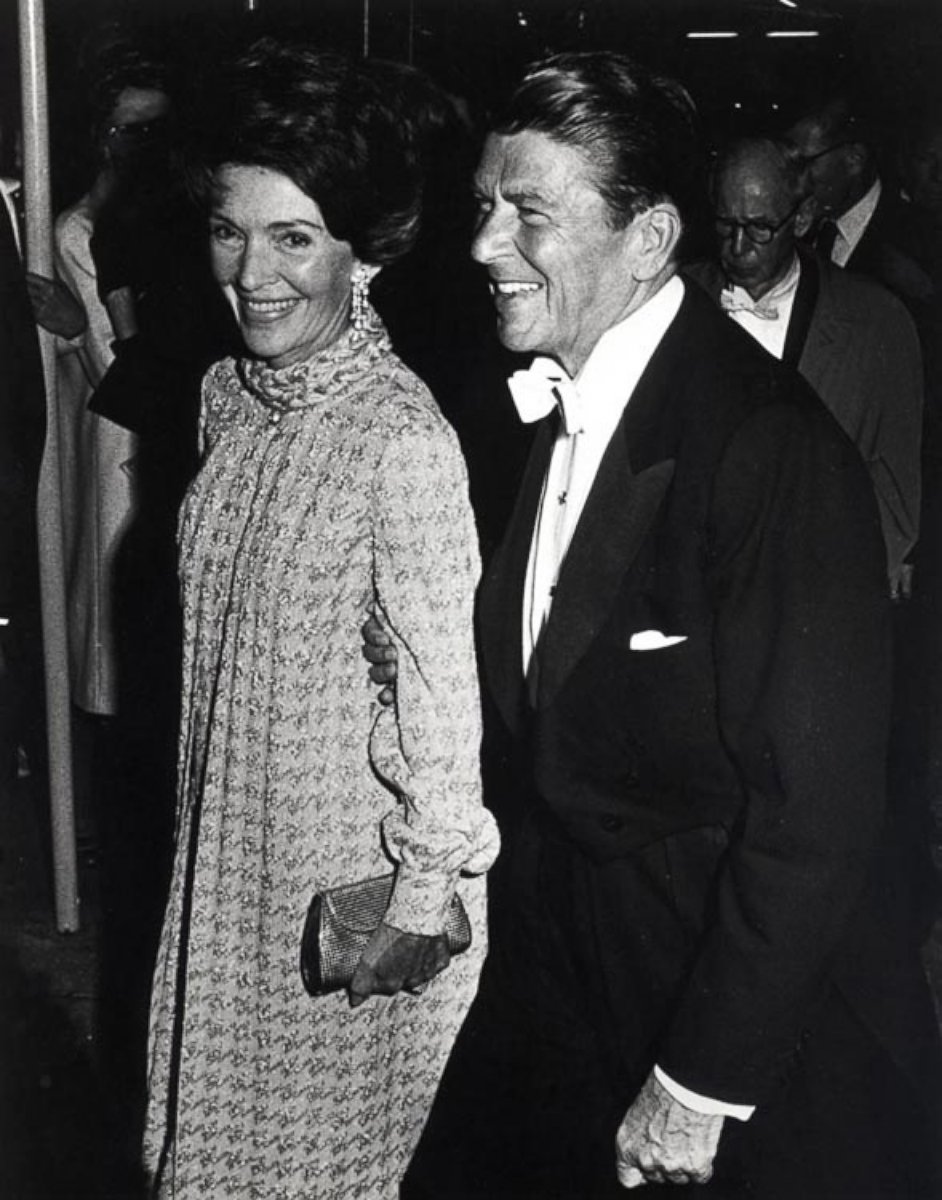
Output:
[280, 232, 312, 250]
[210, 222, 239, 245]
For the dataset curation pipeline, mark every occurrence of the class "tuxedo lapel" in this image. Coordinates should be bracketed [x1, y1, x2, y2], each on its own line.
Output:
[534, 419, 675, 707]
[533, 295, 690, 707]
[481, 284, 700, 718]
[782, 251, 820, 368]
[479, 413, 558, 732]
[798, 260, 853, 382]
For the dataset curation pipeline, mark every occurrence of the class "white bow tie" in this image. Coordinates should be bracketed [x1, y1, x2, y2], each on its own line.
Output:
[720, 286, 779, 320]
[507, 357, 584, 435]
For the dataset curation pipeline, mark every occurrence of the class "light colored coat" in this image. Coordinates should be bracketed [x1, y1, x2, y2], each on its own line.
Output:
[55, 198, 137, 714]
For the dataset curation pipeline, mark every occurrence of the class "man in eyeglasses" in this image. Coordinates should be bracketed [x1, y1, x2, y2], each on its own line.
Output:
[783, 89, 933, 307]
[687, 136, 923, 602]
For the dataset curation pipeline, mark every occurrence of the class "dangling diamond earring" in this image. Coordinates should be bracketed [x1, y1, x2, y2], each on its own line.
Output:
[351, 265, 371, 331]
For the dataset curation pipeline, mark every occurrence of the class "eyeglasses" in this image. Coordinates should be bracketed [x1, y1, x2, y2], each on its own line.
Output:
[105, 119, 167, 142]
[714, 200, 802, 246]
[793, 141, 851, 167]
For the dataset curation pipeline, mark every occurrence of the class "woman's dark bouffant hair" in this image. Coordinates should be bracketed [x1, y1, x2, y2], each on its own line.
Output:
[186, 39, 421, 266]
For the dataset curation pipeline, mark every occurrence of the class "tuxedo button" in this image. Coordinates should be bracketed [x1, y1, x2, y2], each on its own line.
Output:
[599, 814, 625, 833]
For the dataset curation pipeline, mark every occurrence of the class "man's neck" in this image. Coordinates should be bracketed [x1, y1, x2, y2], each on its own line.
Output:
[563, 265, 677, 378]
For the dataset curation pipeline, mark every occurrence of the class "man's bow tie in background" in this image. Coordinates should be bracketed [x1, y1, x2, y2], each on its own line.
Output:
[719, 285, 779, 320]
[508, 356, 584, 435]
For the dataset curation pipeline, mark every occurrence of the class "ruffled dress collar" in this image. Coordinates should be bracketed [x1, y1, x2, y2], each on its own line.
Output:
[236, 305, 392, 421]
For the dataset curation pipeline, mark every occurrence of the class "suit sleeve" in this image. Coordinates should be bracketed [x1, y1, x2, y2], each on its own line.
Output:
[658, 396, 892, 1105]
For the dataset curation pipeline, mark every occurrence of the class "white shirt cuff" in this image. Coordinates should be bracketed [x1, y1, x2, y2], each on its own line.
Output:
[654, 1065, 755, 1121]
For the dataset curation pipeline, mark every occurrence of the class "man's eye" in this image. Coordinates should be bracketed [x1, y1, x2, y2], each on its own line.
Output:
[519, 207, 548, 226]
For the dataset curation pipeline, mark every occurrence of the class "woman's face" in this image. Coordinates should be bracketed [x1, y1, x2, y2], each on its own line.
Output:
[209, 164, 356, 368]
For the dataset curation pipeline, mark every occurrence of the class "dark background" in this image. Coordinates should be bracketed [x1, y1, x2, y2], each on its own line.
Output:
[1, 0, 941, 211]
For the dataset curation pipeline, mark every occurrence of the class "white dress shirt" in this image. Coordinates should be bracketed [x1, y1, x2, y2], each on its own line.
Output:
[831, 178, 881, 267]
[512, 275, 685, 677]
[723, 254, 801, 361]
[508, 273, 755, 1122]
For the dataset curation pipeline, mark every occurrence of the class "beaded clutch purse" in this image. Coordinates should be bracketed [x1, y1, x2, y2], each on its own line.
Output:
[300, 872, 472, 997]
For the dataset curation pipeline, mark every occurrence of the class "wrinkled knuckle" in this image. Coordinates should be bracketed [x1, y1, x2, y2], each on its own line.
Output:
[636, 1151, 657, 1174]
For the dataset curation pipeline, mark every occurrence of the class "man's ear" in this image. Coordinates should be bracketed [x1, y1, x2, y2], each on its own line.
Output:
[628, 205, 683, 281]
[794, 195, 817, 239]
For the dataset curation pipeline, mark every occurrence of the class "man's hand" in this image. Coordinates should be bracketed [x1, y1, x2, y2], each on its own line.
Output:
[348, 921, 450, 1007]
[360, 609, 398, 706]
[615, 1070, 725, 1189]
[25, 273, 86, 339]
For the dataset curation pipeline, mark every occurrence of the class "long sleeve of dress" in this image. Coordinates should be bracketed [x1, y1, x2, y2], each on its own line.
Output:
[368, 408, 500, 935]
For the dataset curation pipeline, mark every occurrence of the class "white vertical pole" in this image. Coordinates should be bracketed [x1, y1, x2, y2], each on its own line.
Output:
[19, 0, 79, 932]
[363, 0, 371, 58]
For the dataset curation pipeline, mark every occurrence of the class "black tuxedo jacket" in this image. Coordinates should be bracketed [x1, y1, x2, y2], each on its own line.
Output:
[477, 282, 905, 1106]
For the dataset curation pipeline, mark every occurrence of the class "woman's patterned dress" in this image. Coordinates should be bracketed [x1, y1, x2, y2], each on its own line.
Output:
[142, 316, 499, 1198]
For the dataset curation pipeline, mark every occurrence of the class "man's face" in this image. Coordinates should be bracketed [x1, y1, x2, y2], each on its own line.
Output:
[785, 115, 856, 217]
[104, 86, 171, 171]
[471, 130, 646, 376]
[714, 155, 803, 299]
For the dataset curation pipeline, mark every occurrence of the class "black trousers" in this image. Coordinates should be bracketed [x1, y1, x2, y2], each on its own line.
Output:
[403, 809, 942, 1200]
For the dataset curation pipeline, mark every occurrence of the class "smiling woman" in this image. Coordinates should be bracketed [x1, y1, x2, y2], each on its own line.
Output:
[141, 38, 498, 1200]
[208, 164, 358, 367]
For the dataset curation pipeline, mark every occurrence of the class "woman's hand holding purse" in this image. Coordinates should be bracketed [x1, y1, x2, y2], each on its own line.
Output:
[348, 921, 451, 1007]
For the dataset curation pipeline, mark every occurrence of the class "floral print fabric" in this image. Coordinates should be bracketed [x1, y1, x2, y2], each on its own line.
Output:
[143, 315, 497, 1197]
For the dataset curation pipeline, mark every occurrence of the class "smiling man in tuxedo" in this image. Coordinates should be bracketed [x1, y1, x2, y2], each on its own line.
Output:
[364, 52, 941, 1199]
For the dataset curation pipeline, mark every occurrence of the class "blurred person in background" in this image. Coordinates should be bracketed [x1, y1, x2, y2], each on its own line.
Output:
[0, 109, 84, 787]
[688, 136, 923, 603]
[784, 84, 934, 309]
[51, 37, 180, 1180]
[55, 41, 169, 723]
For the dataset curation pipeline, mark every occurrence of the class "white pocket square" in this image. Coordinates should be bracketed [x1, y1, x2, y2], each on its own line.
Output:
[629, 630, 688, 652]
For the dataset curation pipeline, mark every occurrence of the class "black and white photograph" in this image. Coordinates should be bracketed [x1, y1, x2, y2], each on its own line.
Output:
[1, 0, 941, 1196]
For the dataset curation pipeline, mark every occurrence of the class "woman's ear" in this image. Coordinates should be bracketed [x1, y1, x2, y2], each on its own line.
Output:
[352, 261, 382, 284]
[628, 205, 683, 281]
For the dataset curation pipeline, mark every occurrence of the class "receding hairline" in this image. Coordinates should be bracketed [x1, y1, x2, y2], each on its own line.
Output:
[713, 137, 804, 205]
